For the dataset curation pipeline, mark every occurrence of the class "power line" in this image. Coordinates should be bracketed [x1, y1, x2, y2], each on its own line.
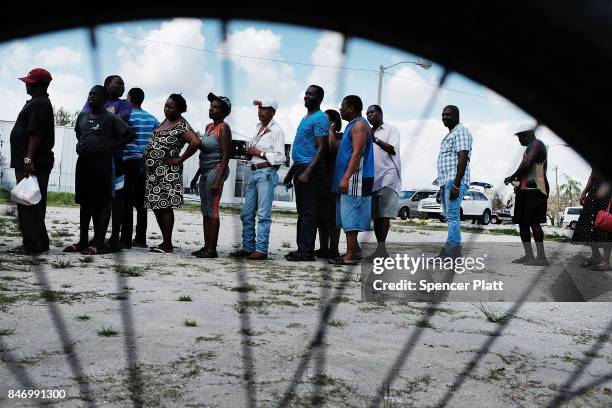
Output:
[96, 27, 513, 104]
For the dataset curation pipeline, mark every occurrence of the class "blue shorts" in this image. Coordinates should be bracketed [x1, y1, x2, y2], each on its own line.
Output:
[336, 194, 372, 232]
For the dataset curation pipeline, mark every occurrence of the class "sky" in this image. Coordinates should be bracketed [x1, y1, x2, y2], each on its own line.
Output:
[0, 18, 592, 196]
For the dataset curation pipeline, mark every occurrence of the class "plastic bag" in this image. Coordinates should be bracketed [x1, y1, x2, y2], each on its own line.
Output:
[11, 176, 42, 205]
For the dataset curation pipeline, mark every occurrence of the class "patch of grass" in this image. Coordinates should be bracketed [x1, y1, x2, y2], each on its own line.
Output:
[79, 256, 94, 264]
[475, 303, 511, 323]
[487, 367, 506, 380]
[40, 289, 88, 303]
[0, 328, 16, 336]
[184, 320, 198, 327]
[178, 295, 193, 302]
[233, 300, 269, 315]
[270, 289, 293, 296]
[76, 315, 91, 321]
[115, 265, 145, 277]
[51, 228, 72, 238]
[558, 328, 610, 345]
[231, 283, 257, 293]
[281, 240, 292, 248]
[326, 319, 345, 327]
[403, 375, 431, 394]
[0, 276, 18, 281]
[97, 326, 119, 337]
[51, 258, 72, 269]
[113, 291, 129, 300]
[195, 334, 223, 343]
[61, 284, 72, 288]
[286, 323, 304, 328]
[415, 319, 434, 329]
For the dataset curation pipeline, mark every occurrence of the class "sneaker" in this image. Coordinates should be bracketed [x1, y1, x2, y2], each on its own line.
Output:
[285, 252, 315, 262]
[230, 249, 253, 258]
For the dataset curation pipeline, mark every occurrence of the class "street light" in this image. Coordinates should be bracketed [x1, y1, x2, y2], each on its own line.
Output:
[377, 59, 433, 105]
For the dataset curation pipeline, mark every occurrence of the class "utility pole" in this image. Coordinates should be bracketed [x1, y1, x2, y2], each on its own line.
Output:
[554, 165, 561, 226]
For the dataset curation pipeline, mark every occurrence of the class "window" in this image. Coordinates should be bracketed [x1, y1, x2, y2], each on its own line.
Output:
[477, 192, 488, 201]
[234, 160, 247, 198]
[400, 190, 416, 200]
[567, 208, 581, 215]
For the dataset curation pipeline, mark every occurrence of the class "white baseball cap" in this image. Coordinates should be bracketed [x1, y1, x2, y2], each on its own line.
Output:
[514, 122, 536, 135]
[253, 98, 278, 110]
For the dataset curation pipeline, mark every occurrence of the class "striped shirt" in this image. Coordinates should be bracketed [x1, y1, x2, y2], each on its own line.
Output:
[435, 123, 472, 186]
[124, 109, 160, 161]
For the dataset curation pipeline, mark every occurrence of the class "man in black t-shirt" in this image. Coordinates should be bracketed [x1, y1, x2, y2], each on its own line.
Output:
[9, 68, 55, 255]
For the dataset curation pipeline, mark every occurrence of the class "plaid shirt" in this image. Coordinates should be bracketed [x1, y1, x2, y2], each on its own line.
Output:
[435, 123, 472, 186]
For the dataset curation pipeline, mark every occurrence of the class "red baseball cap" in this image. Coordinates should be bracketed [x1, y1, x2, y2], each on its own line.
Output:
[19, 68, 52, 84]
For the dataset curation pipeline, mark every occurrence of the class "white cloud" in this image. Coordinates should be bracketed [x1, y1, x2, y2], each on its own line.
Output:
[306, 32, 344, 96]
[382, 65, 437, 111]
[36, 46, 82, 67]
[115, 18, 215, 131]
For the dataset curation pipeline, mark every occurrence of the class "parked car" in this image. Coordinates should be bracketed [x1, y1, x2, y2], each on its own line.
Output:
[417, 189, 493, 224]
[491, 206, 513, 224]
[561, 206, 582, 229]
[397, 189, 437, 220]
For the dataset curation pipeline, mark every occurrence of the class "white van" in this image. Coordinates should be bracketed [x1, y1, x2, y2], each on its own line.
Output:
[561, 206, 582, 229]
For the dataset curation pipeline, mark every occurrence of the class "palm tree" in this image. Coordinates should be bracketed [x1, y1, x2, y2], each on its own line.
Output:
[560, 174, 582, 206]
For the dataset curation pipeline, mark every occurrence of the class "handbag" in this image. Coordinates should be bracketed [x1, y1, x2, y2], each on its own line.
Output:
[594, 199, 612, 233]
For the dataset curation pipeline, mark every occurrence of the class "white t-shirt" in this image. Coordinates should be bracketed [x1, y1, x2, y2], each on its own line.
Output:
[373, 122, 402, 193]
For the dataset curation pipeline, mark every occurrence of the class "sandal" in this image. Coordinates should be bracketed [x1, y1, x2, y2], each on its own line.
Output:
[195, 249, 218, 258]
[191, 246, 207, 256]
[329, 256, 359, 266]
[590, 261, 612, 271]
[150, 246, 171, 254]
[581, 257, 602, 267]
[63, 243, 80, 253]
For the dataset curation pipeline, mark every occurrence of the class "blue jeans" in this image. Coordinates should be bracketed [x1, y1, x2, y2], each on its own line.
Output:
[441, 180, 468, 248]
[241, 167, 278, 253]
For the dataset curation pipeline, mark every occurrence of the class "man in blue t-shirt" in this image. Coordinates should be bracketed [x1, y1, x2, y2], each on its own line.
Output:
[283, 85, 329, 261]
[120, 87, 160, 248]
[331, 95, 374, 265]
[81, 75, 132, 251]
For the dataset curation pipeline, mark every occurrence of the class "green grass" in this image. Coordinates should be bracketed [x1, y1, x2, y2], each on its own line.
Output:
[79, 256, 94, 263]
[178, 295, 193, 302]
[184, 320, 198, 327]
[475, 303, 511, 323]
[1, 189, 78, 207]
[115, 265, 145, 277]
[97, 326, 119, 337]
[231, 283, 257, 293]
[195, 334, 223, 342]
[50, 258, 72, 269]
[0, 328, 16, 336]
[487, 367, 506, 380]
[326, 319, 345, 327]
[76, 315, 91, 321]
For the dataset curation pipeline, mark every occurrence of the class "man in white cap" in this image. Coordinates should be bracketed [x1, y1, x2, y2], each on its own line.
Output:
[230, 98, 286, 260]
[504, 123, 550, 266]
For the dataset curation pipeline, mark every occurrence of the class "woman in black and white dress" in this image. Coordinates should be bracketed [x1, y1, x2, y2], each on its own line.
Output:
[143, 94, 200, 253]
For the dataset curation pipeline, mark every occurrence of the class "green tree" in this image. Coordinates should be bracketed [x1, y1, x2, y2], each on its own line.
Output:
[53, 106, 79, 126]
[490, 191, 504, 211]
[560, 174, 582, 206]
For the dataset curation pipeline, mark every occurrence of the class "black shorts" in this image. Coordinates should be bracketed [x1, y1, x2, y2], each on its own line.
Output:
[75, 154, 113, 205]
[512, 190, 548, 225]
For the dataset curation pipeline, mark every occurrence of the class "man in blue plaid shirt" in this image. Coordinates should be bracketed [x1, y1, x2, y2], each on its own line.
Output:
[434, 105, 472, 258]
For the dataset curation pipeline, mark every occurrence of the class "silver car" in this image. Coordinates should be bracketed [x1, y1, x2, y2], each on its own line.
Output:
[397, 189, 438, 220]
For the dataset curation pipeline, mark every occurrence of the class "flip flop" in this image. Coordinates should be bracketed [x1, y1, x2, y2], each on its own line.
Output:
[150, 246, 171, 254]
[63, 243, 83, 253]
[330, 257, 359, 266]
[581, 257, 601, 267]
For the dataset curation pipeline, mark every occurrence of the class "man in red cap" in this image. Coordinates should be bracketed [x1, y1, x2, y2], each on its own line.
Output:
[9, 68, 55, 254]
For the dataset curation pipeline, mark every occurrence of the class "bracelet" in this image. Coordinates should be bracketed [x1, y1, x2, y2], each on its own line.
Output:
[452, 184, 460, 190]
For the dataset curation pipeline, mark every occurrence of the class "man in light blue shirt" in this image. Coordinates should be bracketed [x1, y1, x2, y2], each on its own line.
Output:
[283, 85, 329, 261]
[120, 87, 159, 248]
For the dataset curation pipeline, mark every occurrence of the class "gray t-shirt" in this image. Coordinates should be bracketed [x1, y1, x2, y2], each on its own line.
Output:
[199, 121, 227, 170]
[75, 111, 129, 156]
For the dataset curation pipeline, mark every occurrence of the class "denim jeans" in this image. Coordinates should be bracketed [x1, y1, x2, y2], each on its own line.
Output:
[441, 180, 468, 248]
[241, 166, 278, 254]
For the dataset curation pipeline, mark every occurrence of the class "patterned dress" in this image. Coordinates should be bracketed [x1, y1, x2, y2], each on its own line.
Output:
[571, 175, 612, 244]
[144, 119, 192, 210]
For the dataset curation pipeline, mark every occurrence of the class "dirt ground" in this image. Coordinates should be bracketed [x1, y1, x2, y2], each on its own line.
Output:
[0, 203, 610, 408]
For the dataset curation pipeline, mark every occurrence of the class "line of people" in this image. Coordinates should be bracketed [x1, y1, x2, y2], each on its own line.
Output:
[8, 68, 611, 269]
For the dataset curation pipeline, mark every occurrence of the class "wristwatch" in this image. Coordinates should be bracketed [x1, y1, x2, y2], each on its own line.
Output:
[23, 157, 32, 164]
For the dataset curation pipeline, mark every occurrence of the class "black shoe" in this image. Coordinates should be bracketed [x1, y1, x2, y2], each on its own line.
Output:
[230, 249, 253, 258]
[510, 255, 535, 264]
[119, 240, 132, 249]
[106, 239, 122, 253]
[285, 252, 315, 262]
[132, 240, 148, 248]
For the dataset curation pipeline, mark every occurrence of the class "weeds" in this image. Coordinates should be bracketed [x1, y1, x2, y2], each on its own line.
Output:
[184, 320, 198, 327]
[475, 303, 511, 323]
[97, 326, 119, 337]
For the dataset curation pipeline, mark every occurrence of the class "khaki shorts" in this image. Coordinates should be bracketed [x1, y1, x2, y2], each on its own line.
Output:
[372, 187, 399, 219]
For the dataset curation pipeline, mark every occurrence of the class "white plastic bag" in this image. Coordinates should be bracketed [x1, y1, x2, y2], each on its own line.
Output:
[11, 176, 42, 205]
